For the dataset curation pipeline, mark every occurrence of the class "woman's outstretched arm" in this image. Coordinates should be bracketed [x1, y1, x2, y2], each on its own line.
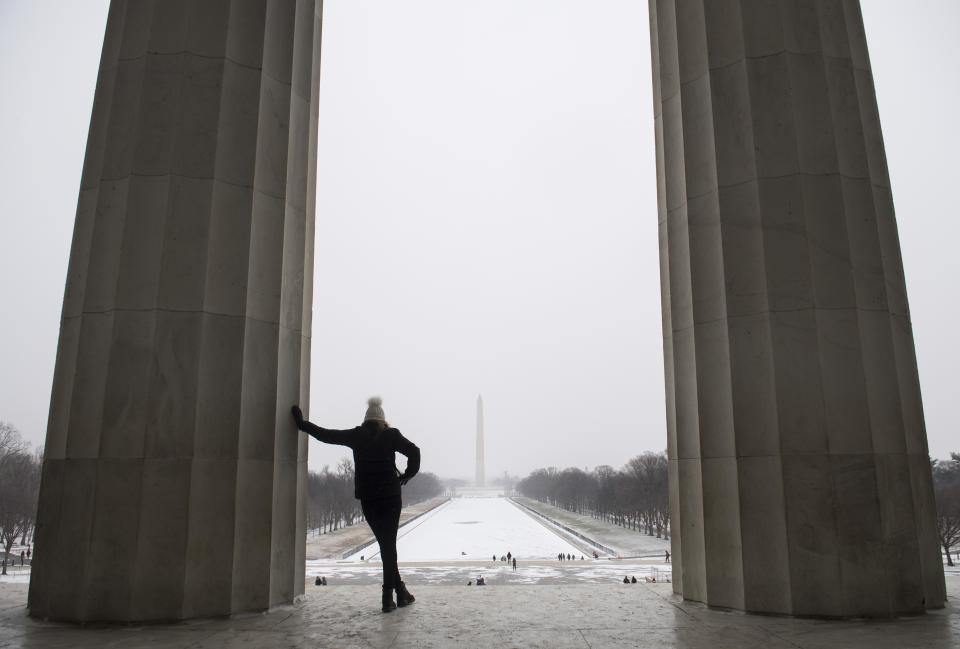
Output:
[291, 405, 354, 447]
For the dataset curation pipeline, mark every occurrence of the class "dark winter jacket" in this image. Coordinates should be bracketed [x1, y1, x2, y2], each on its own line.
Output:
[300, 421, 420, 501]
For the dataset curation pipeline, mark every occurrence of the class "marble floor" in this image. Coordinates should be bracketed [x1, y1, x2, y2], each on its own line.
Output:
[0, 578, 957, 648]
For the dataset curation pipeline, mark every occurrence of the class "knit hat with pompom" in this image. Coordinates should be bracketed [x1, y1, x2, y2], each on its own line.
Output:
[364, 396, 385, 422]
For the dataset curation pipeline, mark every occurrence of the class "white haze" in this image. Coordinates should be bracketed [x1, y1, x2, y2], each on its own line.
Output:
[0, 1, 957, 482]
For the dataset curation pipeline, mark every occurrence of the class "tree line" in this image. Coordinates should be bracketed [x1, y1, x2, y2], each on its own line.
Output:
[933, 452, 960, 566]
[306, 459, 442, 535]
[516, 449, 960, 560]
[0, 422, 41, 575]
[3, 414, 948, 561]
[517, 451, 670, 539]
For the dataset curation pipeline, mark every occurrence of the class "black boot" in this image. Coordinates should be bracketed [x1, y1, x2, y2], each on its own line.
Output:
[396, 581, 415, 607]
[382, 586, 397, 612]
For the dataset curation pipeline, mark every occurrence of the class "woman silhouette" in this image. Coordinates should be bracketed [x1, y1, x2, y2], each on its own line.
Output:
[292, 397, 420, 612]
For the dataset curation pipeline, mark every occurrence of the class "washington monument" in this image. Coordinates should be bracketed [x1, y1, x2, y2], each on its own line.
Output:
[475, 394, 485, 487]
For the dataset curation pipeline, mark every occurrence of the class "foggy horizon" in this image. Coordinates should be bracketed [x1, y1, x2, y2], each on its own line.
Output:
[1, 1, 958, 482]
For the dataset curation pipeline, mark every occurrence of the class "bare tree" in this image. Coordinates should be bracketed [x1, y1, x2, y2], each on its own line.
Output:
[933, 452, 960, 567]
[0, 421, 25, 457]
[591, 465, 617, 524]
[334, 458, 362, 528]
[554, 468, 597, 515]
[623, 452, 669, 538]
[0, 423, 41, 574]
[936, 481, 960, 567]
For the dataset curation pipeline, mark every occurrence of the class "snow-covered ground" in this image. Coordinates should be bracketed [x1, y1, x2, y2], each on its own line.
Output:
[306, 496, 674, 585]
[0, 572, 30, 585]
[345, 496, 584, 562]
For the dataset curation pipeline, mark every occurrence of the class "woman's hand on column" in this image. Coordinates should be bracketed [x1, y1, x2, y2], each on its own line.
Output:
[291, 405, 305, 430]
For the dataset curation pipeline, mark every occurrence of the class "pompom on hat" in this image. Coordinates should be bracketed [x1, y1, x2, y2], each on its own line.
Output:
[364, 396, 385, 422]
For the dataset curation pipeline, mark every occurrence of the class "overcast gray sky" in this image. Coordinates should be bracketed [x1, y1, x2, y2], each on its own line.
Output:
[0, 1, 957, 481]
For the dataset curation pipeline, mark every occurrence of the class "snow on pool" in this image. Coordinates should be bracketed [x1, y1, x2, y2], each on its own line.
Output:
[345, 497, 584, 562]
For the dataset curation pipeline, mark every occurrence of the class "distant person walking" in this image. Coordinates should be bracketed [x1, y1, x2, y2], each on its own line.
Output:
[512, 557, 517, 571]
[292, 397, 420, 613]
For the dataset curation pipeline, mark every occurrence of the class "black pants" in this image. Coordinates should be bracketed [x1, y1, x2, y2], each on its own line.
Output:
[361, 496, 402, 589]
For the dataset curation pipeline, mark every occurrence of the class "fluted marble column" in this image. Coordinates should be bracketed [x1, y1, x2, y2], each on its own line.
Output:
[29, 0, 321, 622]
[650, 0, 945, 616]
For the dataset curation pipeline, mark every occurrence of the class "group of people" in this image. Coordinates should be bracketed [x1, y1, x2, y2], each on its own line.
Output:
[557, 552, 583, 561]
[492, 552, 518, 570]
[623, 575, 658, 583]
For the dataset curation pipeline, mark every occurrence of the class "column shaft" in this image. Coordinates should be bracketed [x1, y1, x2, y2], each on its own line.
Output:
[29, 0, 322, 622]
[650, 0, 945, 616]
